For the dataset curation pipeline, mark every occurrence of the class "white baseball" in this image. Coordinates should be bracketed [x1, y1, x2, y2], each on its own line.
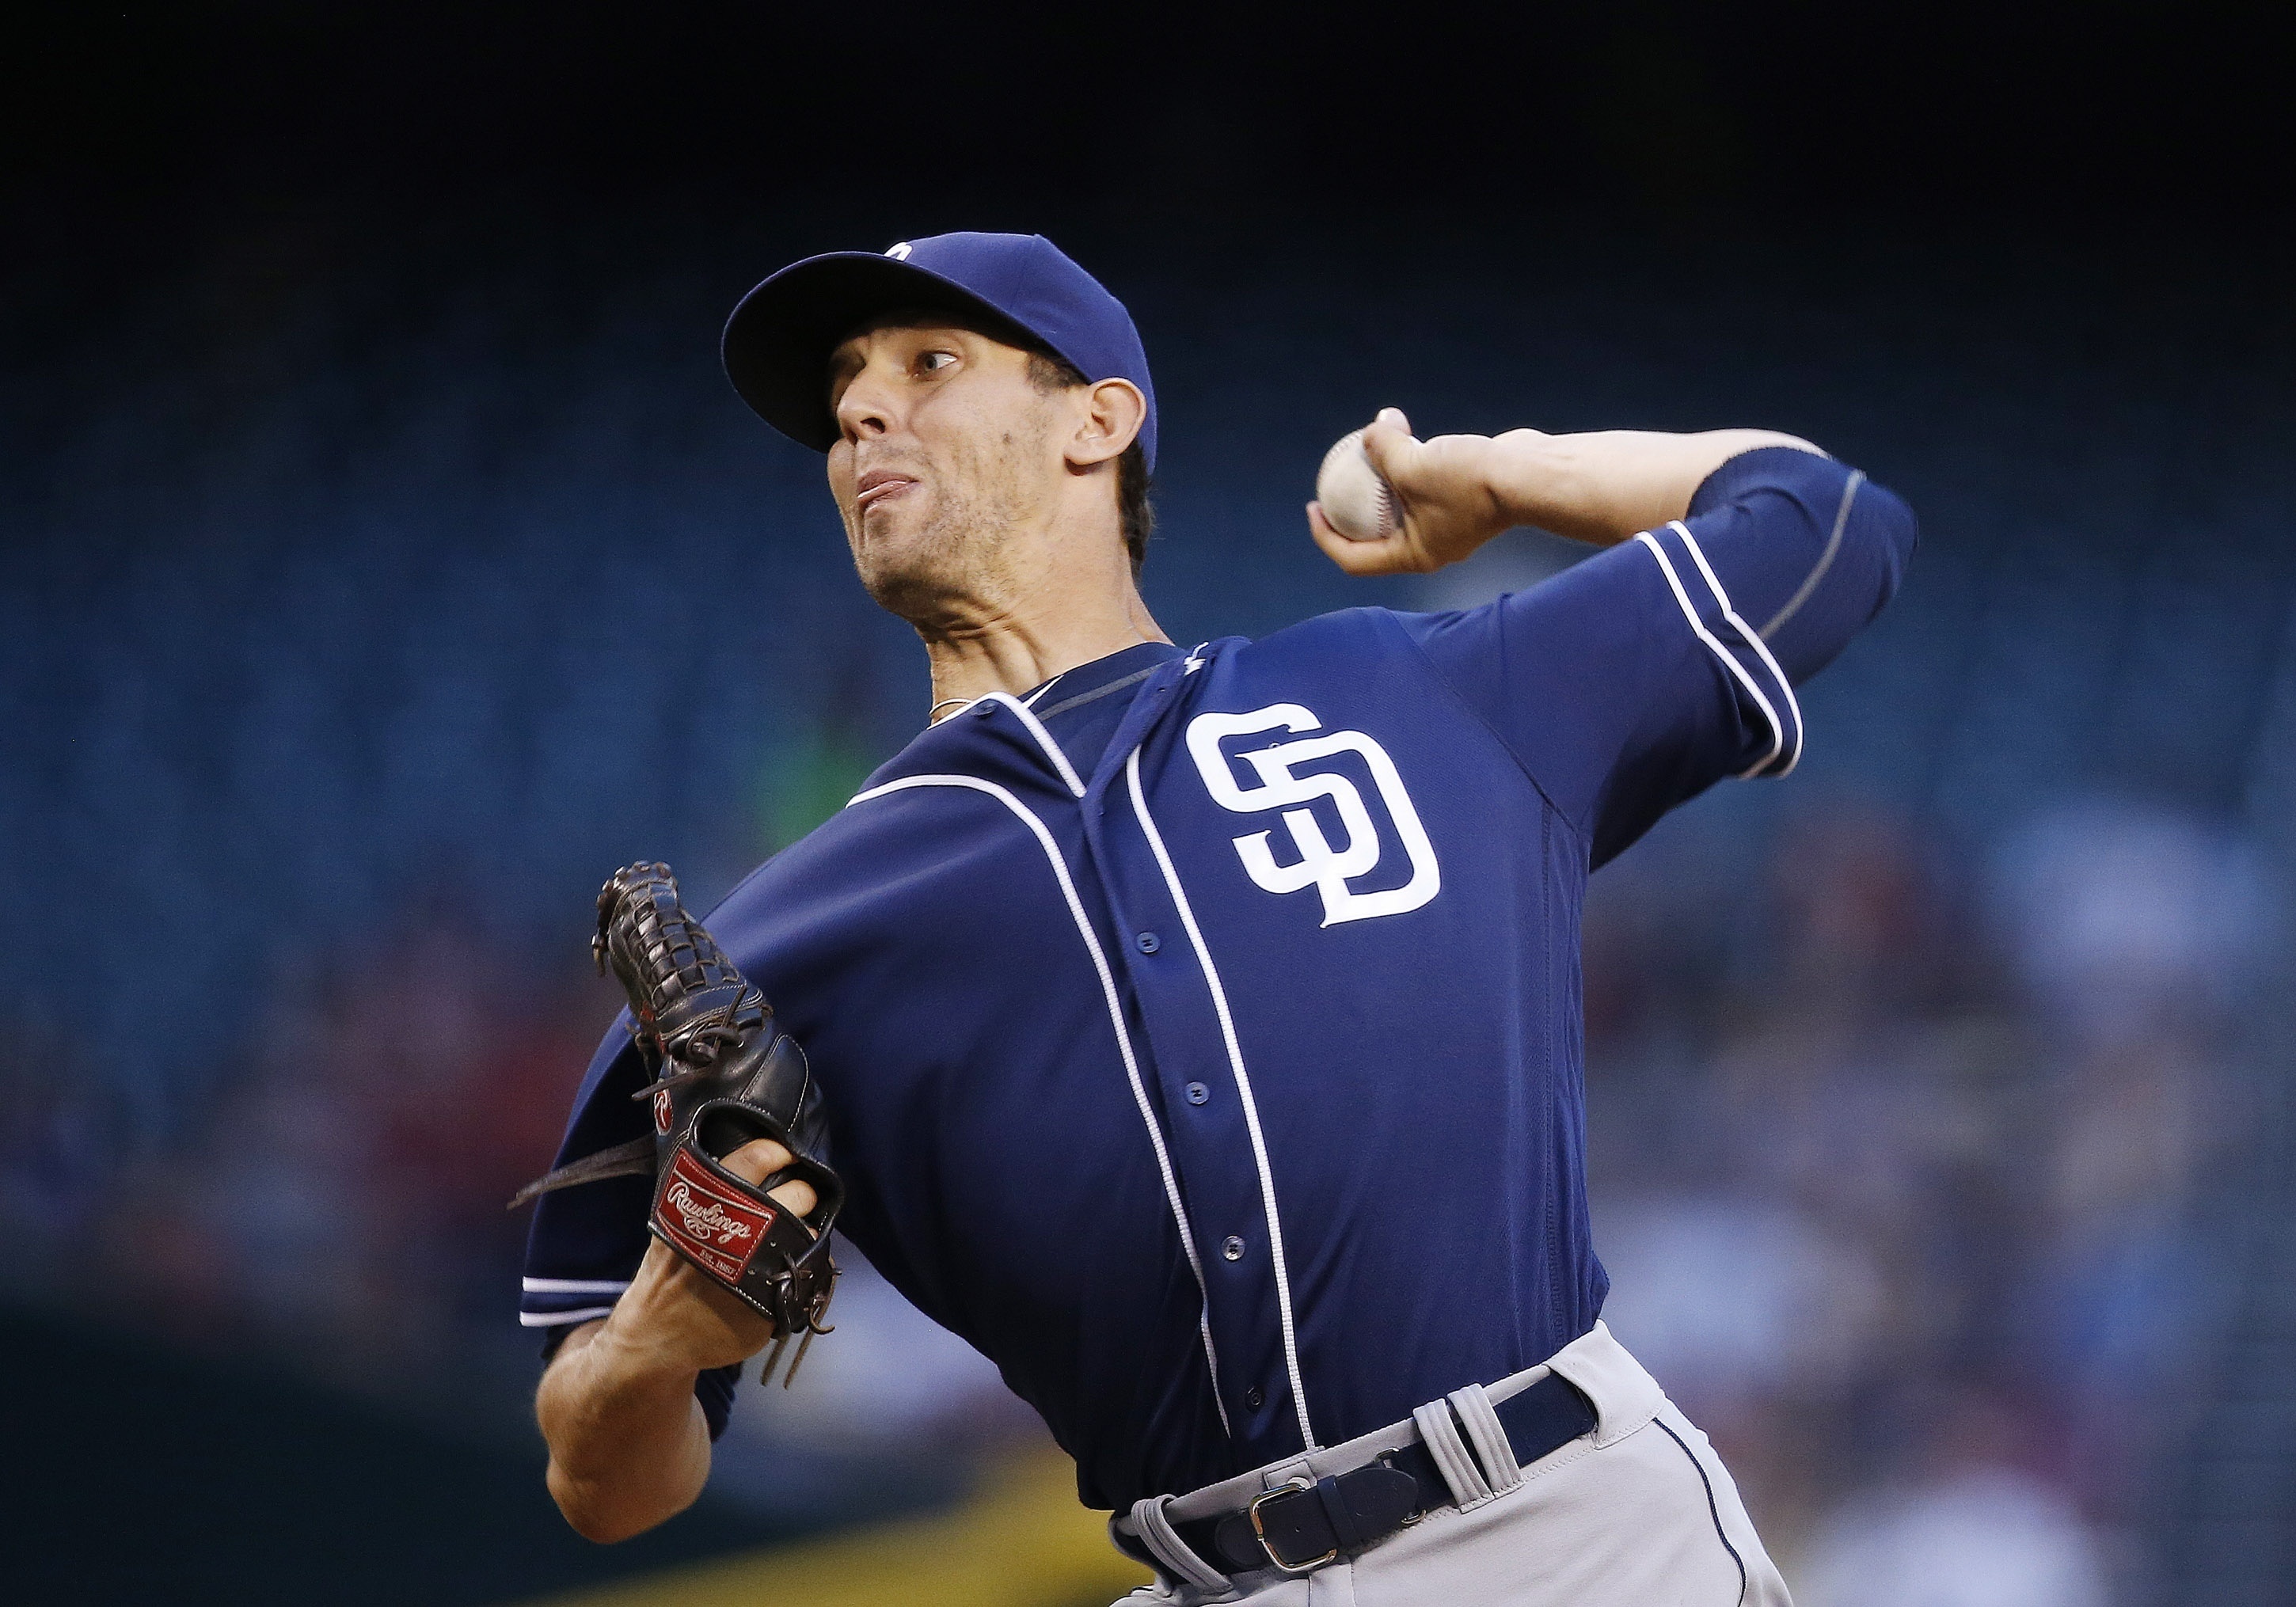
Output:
[1315, 427, 1401, 543]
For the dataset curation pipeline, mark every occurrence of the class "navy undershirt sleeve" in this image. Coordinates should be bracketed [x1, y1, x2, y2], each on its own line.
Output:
[1400, 446, 1916, 866]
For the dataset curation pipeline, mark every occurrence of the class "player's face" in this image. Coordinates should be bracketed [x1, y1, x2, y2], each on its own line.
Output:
[825, 315, 1068, 623]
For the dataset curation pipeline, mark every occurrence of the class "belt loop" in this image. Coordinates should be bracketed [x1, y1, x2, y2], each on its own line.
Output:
[1127, 1494, 1232, 1592]
[1313, 1473, 1368, 1552]
[1447, 1383, 1522, 1491]
[1412, 1398, 1493, 1508]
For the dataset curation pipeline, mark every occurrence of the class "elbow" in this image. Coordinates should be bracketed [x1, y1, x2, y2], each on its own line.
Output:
[563, 1506, 659, 1547]
[546, 1461, 630, 1544]
[1845, 475, 1919, 617]
[561, 1504, 641, 1547]
[1868, 478, 1920, 583]
[548, 1458, 689, 1544]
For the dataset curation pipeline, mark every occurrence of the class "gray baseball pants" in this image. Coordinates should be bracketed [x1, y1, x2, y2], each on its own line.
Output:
[1109, 1321, 1791, 1606]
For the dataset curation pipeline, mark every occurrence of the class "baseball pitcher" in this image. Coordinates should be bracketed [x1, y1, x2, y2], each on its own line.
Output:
[517, 231, 1916, 1603]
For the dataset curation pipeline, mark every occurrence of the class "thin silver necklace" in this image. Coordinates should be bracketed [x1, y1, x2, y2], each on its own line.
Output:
[928, 655, 1102, 728]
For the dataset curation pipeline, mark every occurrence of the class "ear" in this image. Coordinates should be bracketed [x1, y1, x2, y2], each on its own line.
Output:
[1063, 378, 1146, 470]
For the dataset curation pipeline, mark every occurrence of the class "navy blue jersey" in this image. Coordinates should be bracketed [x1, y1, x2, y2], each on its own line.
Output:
[521, 446, 1916, 1510]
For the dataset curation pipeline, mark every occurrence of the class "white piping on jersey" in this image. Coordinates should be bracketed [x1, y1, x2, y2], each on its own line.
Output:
[1633, 529, 1792, 780]
[523, 1277, 632, 1294]
[1670, 521, 1805, 777]
[520, 1306, 617, 1326]
[1124, 747, 1321, 1453]
[1760, 469, 1865, 640]
[847, 772, 1231, 1437]
[946, 690, 1086, 796]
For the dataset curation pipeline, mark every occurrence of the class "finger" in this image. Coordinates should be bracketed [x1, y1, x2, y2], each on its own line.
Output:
[1359, 408, 1416, 478]
[720, 1136, 793, 1184]
[1307, 500, 1378, 570]
[721, 1135, 819, 1219]
[1307, 502, 1426, 576]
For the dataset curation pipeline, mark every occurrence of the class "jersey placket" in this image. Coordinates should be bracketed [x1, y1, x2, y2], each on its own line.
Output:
[1075, 668, 1317, 1465]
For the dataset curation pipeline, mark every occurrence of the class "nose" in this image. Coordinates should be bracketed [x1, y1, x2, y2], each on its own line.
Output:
[833, 361, 896, 443]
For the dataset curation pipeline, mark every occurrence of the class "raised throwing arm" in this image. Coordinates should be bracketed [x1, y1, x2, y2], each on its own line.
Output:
[1307, 408, 1824, 575]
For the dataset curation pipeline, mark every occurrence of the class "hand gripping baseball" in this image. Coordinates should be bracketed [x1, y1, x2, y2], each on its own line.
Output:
[512, 862, 842, 1386]
[1307, 407, 1521, 577]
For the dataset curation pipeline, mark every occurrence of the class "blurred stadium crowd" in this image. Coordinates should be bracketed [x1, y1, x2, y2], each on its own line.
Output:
[4, 215, 2293, 1603]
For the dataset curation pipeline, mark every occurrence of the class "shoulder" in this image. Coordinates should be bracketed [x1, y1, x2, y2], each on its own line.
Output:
[698, 796, 918, 940]
[1225, 601, 1564, 697]
[698, 726, 1078, 967]
[1221, 606, 1432, 671]
[709, 717, 1028, 910]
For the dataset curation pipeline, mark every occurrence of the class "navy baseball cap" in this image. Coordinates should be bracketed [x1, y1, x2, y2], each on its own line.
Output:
[721, 231, 1158, 473]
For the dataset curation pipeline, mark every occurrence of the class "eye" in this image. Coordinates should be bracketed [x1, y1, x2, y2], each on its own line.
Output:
[917, 349, 957, 375]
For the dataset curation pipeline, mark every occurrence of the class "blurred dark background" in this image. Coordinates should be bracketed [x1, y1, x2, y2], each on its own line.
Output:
[4, 4, 2294, 1604]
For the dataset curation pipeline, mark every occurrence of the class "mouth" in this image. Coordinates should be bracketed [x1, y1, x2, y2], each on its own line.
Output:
[853, 469, 918, 511]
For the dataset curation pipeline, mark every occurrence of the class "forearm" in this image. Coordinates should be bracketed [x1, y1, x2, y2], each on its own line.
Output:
[538, 1317, 714, 1543]
[1484, 428, 1823, 547]
[530, 1144, 798, 1542]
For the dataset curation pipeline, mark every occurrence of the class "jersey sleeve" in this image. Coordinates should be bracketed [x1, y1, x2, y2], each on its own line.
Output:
[518, 1019, 742, 1438]
[1397, 446, 1916, 867]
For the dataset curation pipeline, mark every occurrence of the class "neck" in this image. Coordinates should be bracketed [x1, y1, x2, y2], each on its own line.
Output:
[918, 576, 1169, 717]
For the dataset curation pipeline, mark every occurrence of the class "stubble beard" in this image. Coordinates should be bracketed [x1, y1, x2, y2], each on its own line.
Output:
[850, 425, 1043, 633]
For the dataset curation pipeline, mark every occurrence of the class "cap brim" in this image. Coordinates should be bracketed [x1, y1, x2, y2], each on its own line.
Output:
[721, 253, 1036, 451]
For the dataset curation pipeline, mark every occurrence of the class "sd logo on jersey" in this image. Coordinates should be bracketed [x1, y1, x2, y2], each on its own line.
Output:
[1185, 704, 1441, 926]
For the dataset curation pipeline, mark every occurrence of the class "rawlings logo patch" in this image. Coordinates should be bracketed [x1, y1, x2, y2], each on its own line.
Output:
[652, 1087, 673, 1134]
[656, 1149, 774, 1282]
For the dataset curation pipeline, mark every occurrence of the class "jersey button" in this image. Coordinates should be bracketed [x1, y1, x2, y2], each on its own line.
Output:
[972, 701, 996, 717]
[1244, 1385, 1264, 1410]
[1184, 1081, 1210, 1106]
[1222, 1235, 1245, 1260]
[1135, 931, 1161, 954]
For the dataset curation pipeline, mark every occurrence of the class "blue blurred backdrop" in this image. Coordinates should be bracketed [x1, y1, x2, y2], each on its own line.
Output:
[5, 6, 2294, 1604]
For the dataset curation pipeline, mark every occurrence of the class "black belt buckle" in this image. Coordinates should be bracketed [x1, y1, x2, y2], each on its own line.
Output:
[1247, 1476, 1338, 1574]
